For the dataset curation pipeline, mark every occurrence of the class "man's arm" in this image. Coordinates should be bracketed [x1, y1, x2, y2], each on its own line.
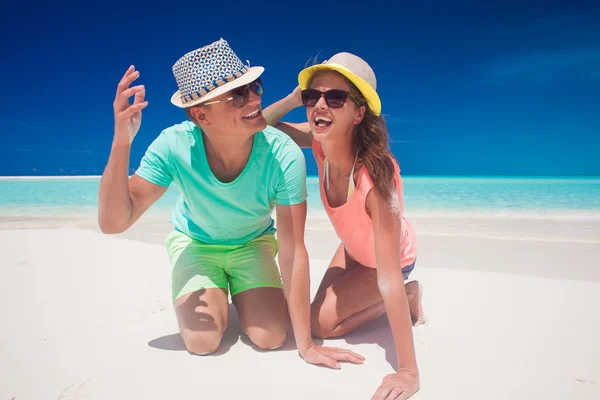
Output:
[97, 65, 169, 234]
[98, 153, 168, 234]
[367, 187, 420, 400]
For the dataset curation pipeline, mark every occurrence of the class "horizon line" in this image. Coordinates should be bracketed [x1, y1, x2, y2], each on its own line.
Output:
[1, 174, 600, 180]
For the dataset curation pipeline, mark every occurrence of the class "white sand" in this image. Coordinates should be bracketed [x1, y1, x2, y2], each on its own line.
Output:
[1, 218, 599, 399]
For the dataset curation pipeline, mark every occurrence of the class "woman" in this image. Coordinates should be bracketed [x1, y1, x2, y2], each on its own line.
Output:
[264, 52, 424, 400]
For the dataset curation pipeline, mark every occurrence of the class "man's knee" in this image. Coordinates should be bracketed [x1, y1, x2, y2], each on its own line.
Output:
[246, 326, 287, 350]
[181, 330, 224, 355]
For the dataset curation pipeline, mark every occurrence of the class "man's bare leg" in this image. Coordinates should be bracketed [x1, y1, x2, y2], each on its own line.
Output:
[174, 288, 229, 355]
[233, 287, 288, 350]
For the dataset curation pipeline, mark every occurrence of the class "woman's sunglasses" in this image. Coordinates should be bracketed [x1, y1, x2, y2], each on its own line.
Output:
[203, 78, 264, 108]
[301, 88, 361, 108]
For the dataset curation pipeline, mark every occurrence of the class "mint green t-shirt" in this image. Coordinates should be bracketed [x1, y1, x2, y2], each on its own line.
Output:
[135, 121, 307, 245]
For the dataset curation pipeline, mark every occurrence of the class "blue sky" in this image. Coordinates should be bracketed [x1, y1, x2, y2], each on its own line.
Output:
[1, 0, 598, 176]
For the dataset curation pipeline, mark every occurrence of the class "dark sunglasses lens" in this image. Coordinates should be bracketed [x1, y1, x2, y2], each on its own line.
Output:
[231, 79, 263, 108]
[301, 89, 321, 107]
[251, 79, 264, 96]
[231, 85, 249, 108]
[324, 90, 349, 108]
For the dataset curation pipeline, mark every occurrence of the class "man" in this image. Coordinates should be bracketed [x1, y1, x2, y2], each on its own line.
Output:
[98, 38, 363, 368]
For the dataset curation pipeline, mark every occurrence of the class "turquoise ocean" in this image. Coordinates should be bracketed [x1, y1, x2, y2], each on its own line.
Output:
[1, 176, 599, 220]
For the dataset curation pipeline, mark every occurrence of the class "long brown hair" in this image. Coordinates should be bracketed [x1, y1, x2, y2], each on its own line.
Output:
[308, 70, 397, 202]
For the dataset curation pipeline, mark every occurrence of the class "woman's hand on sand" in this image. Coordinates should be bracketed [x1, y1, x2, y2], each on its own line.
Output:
[372, 371, 420, 400]
[113, 65, 148, 146]
[300, 342, 365, 369]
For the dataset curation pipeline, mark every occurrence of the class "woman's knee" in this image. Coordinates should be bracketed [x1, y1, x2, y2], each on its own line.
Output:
[311, 320, 336, 339]
[310, 300, 337, 339]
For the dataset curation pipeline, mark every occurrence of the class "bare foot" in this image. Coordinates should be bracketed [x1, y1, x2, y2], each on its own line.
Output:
[405, 280, 426, 326]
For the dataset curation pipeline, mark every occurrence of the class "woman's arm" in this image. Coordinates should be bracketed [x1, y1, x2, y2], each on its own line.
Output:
[263, 85, 313, 148]
[366, 187, 420, 400]
[276, 201, 365, 369]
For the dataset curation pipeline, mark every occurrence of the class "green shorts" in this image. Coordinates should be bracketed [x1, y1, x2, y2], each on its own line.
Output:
[166, 229, 283, 301]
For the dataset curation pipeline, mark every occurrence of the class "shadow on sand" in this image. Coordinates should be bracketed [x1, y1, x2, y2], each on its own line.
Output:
[342, 314, 398, 370]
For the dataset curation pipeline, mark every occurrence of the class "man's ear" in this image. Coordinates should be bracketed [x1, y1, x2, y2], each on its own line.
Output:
[353, 105, 366, 125]
[190, 106, 210, 126]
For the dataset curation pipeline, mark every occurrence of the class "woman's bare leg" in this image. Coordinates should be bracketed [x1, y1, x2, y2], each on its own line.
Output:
[311, 245, 425, 338]
[404, 280, 426, 326]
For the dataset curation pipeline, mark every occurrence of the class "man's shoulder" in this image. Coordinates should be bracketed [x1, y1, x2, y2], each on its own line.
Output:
[160, 120, 197, 140]
[261, 125, 296, 144]
[150, 120, 198, 153]
[259, 125, 304, 158]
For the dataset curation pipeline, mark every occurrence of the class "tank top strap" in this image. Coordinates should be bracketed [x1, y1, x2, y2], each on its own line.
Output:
[324, 150, 359, 201]
[346, 151, 358, 200]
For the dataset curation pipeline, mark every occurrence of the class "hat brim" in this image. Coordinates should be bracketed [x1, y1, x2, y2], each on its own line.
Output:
[298, 63, 381, 116]
[171, 66, 265, 108]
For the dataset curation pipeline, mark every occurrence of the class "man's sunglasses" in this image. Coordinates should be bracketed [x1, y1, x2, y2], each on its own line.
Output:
[301, 88, 361, 108]
[203, 78, 264, 108]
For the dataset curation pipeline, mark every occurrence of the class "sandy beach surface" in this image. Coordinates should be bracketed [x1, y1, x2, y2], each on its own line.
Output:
[1, 214, 599, 399]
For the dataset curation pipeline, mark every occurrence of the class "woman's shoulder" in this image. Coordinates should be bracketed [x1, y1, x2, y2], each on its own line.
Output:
[311, 138, 325, 163]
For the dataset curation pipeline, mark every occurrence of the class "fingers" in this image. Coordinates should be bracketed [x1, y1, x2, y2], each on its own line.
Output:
[120, 65, 134, 81]
[114, 66, 141, 109]
[114, 83, 146, 121]
[307, 350, 340, 370]
[396, 392, 410, 400]
[374, 383, 414, 400]
[118, 100, 148, 119]
[133, 86, 146, 105]
[385, 388, 405, 400]
[339, 348, 365, 361]
[118, 66, 139, 92]
[372, 387, 407, 400]
[372, 384, 391, 400]
[318, 353, 341, 370]
[332, 350, 365, 364]
[303, 345, 365, 370]
[120, 85, 145, 104]
[325, 347, 366, 364]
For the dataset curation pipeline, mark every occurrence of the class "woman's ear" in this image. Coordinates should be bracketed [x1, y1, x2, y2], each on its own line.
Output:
[353, 105, 366, 125]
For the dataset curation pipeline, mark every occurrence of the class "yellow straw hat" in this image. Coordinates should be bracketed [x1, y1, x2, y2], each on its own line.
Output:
[298, 52, 381, 116]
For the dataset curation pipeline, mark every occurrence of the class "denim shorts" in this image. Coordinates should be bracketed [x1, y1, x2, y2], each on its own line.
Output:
[402, 258, 416, 280]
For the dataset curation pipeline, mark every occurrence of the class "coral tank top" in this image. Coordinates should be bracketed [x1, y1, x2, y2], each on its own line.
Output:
[312, 139, 417, 269]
